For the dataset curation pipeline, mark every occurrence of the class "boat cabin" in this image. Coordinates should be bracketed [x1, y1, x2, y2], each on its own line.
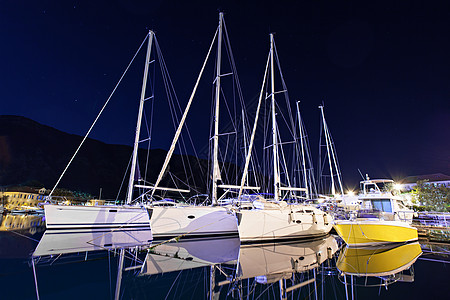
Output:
[358, 178, 413, 223]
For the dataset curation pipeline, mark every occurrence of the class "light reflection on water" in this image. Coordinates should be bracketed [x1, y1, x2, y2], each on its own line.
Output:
[0, 213, 449, 299]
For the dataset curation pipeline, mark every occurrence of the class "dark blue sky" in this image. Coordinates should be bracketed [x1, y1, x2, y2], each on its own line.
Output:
[1, 0, 449, 189]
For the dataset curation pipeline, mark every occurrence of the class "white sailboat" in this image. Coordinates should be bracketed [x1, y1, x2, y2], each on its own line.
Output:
[234, 34, 333, 242]
[45, 14, 241, 240]
[147, 12, 242, 240]
[44, 31, 156, 231]
[316, 105, 359, 211]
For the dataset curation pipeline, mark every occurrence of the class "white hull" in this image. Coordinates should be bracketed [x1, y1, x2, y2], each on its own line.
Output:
[44, 204, 238, 240]
[44, 204, 151, 230]
[150, 206, 238, 240]
[237, 204, 332, 242]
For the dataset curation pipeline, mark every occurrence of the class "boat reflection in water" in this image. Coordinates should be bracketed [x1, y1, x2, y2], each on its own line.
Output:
[27, 232, 427, 299]
[213, 235, 339, 299]
[140, 237, 241, 275]
[336, 241, 422, 297]
[33, 228, 153, 256]
[31, 227, 152, 300]
[234, 235, 338, 282]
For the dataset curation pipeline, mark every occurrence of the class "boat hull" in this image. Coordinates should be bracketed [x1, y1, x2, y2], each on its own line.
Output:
[44, 204, 151, 230]
[236, 205, 332, 242]
[150, 206, 238, 240]
[44, 204, 238, 240]
[333, 220, 418, 246]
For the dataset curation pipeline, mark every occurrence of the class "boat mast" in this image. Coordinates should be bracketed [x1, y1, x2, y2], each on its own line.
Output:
[270, 33, 281, 201]
[212, 12, 224, 205]
[319, 105, 335, 195]
[319, 105, 344, 196]
[296, 101, 310, 199]
[126, 31, 154, 204]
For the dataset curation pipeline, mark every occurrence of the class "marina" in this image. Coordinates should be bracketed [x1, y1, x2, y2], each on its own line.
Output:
[0, 212, 449, 299]
[1, 1, 449, 299]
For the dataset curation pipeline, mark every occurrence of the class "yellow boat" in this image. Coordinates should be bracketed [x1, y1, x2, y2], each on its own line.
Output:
[333, 219, 418, 246]
[336, 242, 422, 277]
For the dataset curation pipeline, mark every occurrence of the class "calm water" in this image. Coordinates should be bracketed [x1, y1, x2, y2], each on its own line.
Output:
[0, 213, 449, 300]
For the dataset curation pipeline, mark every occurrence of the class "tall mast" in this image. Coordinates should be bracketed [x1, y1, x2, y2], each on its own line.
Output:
[319, 105, 344, 196]
[241, 109, 248, 186]
[212, 12, 223, 205]
[270, 33, 281, 201]
[126, 31, 154, 204]
[296, 101, 310, 199]
[319, 105, 335, 195]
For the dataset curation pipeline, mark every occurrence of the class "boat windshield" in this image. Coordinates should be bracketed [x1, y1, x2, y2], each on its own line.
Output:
[371, 199, 393, 213]
[361, 181, 394, 194]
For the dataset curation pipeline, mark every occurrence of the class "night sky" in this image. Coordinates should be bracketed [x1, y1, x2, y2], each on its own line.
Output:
[1, 1, 449, 190]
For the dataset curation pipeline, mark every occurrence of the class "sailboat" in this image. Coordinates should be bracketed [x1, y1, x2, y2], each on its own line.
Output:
[44, 14, 242, 240]
[143, 12, 244, 240]
[234, 34, 333, 242]
[316, 105, 360, 211]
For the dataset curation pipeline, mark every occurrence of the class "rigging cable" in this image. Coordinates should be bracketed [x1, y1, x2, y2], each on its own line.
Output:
[49, 34, 149, 197]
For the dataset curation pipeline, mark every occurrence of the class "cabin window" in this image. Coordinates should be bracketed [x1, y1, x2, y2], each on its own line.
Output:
[371, 199, 392, 213]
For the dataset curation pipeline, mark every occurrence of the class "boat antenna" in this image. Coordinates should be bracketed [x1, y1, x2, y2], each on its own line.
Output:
[357, 169, 365, 180]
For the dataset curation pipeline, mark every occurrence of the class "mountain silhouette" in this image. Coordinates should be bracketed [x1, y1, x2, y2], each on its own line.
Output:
[0, 115, 214, 200]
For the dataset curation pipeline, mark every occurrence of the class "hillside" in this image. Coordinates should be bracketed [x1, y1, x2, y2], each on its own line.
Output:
[0, 115, 212, 199]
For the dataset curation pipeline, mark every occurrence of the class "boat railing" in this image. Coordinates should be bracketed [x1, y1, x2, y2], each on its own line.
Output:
[44, 196, 120, 206]
[395, 210, 414, 223]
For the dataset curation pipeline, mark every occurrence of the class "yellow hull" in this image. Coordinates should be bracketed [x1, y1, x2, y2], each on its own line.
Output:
[333, 220, 418, 246]
[337, 242, 422, 276]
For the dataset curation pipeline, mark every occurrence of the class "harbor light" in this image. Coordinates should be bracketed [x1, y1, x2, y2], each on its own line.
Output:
[394, 183, 402, 191]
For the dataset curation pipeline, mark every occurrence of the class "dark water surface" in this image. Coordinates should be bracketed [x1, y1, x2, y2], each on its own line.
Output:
[0, 213, 449, 300]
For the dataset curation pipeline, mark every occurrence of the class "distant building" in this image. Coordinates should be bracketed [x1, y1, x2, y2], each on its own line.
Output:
[0, 186, 49, 211]
[400, 173, 450, 191]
